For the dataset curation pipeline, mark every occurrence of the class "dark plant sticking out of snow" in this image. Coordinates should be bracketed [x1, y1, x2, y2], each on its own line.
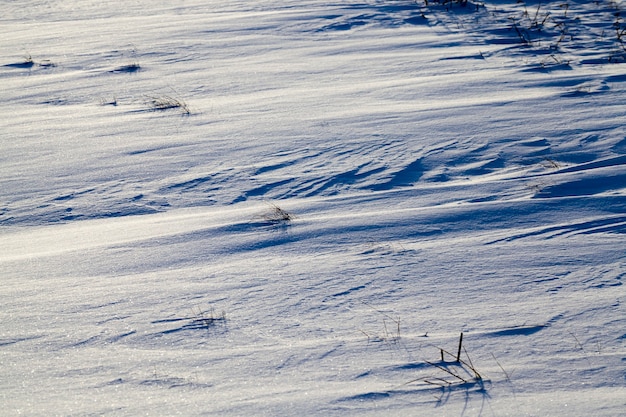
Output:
[189, 306, 226, 331]
[146, 94, 190, 115]
[422, 0, 485, 11]
[404, 333, 487, 395]
[418, 0, 626, 65]
[260, 202, 294, 224]
[4, 53, 56, 69]
[153, 307, 227, 335]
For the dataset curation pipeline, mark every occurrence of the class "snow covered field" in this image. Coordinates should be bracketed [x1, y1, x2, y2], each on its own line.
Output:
[1, 1, 625, 415]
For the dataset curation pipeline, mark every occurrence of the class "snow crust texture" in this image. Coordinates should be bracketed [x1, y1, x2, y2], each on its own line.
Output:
[1, 1, 625, 416]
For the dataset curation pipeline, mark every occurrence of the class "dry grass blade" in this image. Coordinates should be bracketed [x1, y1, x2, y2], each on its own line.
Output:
[491, 353, 512, 383]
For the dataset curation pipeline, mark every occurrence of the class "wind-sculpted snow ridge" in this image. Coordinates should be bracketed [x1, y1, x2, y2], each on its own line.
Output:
[1, 1, 626, 225]
[1, 191, 625, 415]
[1, 1, 626, 416]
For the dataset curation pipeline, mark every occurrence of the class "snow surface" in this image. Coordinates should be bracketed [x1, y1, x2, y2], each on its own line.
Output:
[1, 1, 625, 415]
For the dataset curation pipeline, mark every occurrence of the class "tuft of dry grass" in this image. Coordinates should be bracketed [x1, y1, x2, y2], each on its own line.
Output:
[190, 306, 226, 330]
[5, 53, 55, 69]
[402, 333, 486, 391]
[260, 203, 294, 224]
[146, 94, 190, 115]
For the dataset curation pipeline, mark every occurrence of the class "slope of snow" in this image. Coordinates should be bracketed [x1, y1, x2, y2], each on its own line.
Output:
[1, 1, 625, 416]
